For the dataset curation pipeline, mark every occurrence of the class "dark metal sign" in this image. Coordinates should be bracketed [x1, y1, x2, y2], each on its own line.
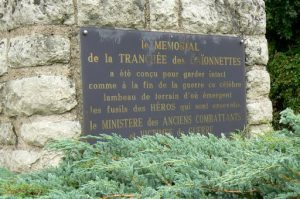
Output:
[80, 28, 246, 138]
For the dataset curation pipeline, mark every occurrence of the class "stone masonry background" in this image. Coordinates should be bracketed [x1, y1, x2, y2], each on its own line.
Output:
[0, 0, 272, 172]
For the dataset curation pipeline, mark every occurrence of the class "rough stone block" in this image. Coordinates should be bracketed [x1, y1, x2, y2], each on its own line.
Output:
[181, 0, 265, 35]
[0, 123, 16, 145]
[31, 150, 63, 171]
[0, 0, 74, 31]
[246, 68, 270, 101]
[21, 120, 81, 147]
[0, 150, 6, 167]
[3, 75, 77, 116]
[235, 0, 266, 35]
[0, 83, 4, 113]
[78, 0, 145, 28]
[181, 0, 235, 34]
[150, 0, 178, 30]
[6, 150, 41, 172]
[248, 124, 273, 135]
[8, 35, 70, 68]
[0, 39, 7, 76]
[247, 99, 273, 125]
[0, 149, 62, 172]
[244, 36, 268, 66]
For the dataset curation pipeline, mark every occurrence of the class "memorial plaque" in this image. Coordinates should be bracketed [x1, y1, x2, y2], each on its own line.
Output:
[80, 28, 246, 138]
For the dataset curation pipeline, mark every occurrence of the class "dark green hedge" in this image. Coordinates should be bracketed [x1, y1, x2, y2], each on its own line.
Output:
[266, 0, 300, 42]
[268, 46, 300, 128]
[266, 0, 300, 129]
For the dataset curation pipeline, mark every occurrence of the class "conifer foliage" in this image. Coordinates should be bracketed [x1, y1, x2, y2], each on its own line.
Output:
[0, 109, 299, 198]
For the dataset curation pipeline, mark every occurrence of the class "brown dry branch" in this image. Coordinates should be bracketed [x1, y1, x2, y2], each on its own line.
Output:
[101, 194, 136, 199]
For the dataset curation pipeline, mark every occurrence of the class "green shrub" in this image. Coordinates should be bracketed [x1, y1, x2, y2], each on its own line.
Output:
[266, 0, 300, 129]
[266, 0, 300, 42]
[0, 109, 299, 199]
[268, 46, 300, 129]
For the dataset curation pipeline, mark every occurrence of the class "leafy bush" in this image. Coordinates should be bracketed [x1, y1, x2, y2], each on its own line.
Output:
[266, 0, 300, 129]
[268, 47, 300, 129]
[0, 109, 299, 199]
[266, 0, 300, 42]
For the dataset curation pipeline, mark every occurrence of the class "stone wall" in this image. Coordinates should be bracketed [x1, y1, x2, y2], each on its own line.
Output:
[0, 0, 272, 172]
